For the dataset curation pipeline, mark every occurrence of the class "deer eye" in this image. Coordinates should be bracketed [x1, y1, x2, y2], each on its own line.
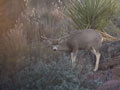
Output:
[52, 43, 58, 45]
[52, 42, 59, 45]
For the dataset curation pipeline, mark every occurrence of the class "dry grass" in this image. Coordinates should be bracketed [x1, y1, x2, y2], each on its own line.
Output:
[1, 25, 27, 58]
[0, 24, 27, 75]
[0, 0, 73, 74]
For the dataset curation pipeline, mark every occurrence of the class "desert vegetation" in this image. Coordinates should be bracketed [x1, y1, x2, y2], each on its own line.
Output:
[0, 0, 120, 90]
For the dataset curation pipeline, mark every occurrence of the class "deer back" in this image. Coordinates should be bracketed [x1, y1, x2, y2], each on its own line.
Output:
[66, 29, 103, 50]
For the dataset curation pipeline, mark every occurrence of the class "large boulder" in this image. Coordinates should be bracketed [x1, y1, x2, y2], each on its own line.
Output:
[112, 65, 120, 80]
[98, 80, 120, 90]
[76, 41, 120, 89]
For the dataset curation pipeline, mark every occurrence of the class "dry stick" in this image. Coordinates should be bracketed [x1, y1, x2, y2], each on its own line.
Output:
[101, 32, 120, 42]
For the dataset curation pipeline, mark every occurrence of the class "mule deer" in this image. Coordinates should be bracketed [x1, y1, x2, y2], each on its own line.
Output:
[41, 29, 103, 71]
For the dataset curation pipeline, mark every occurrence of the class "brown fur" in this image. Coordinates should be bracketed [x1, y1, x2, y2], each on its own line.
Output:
[42, 29, 103, 71]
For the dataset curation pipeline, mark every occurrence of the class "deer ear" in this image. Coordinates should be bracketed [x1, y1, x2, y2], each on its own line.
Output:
[46, 40, 53, 45]
[40, 36, 53, 45]
[59, 38, 67, 43]
[42, 39, 52, 45]
[58, 35, 69, 43]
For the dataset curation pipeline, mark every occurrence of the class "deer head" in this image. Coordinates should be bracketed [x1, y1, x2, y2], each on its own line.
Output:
[40, 35, 70, 51]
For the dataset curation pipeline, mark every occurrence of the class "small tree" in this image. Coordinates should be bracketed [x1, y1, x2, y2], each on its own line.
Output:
[67, 0, 119, 31]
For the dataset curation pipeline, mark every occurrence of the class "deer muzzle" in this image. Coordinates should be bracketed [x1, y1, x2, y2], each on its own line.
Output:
[52, 45, 58, 51]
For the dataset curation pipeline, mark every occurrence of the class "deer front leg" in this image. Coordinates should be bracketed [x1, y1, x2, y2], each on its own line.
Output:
[94, 52, 101, 71]
[91, 47, 101, 72]
[71, 50, 78, 68]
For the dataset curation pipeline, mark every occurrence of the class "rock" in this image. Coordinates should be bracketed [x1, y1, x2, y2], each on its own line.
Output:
[112, 65, 120, 80]
[76, 41, 120, 90]
[99, 56, 120, 70]
[98, 80, 120, 90]
[101, 41, 120, 59]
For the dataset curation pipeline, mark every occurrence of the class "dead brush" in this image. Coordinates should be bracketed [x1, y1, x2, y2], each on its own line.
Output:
[0, 24, 27, 71]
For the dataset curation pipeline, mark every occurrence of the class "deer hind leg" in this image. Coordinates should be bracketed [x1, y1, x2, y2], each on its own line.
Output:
[91, 47, 101, 72]
[71, 50, 78, 68]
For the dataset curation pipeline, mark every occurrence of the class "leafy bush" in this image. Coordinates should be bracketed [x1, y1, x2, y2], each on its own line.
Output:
[67, 0, 120, 30]
[11, 58, 81, 90]
[0, 54, 102, 90]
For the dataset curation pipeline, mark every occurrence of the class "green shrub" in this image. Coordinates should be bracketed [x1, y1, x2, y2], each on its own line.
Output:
[67, 0, 119, 30]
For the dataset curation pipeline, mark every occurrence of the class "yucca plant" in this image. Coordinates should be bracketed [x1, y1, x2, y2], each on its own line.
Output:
[67, 0, 119, 31]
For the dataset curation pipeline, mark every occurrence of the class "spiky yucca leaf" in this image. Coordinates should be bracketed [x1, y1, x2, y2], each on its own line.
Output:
[67, 0, 119, 31]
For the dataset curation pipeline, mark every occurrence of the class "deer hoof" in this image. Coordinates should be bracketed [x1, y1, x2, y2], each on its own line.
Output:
[72, 63, 76, 69]
[93, 68, 98, 72]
